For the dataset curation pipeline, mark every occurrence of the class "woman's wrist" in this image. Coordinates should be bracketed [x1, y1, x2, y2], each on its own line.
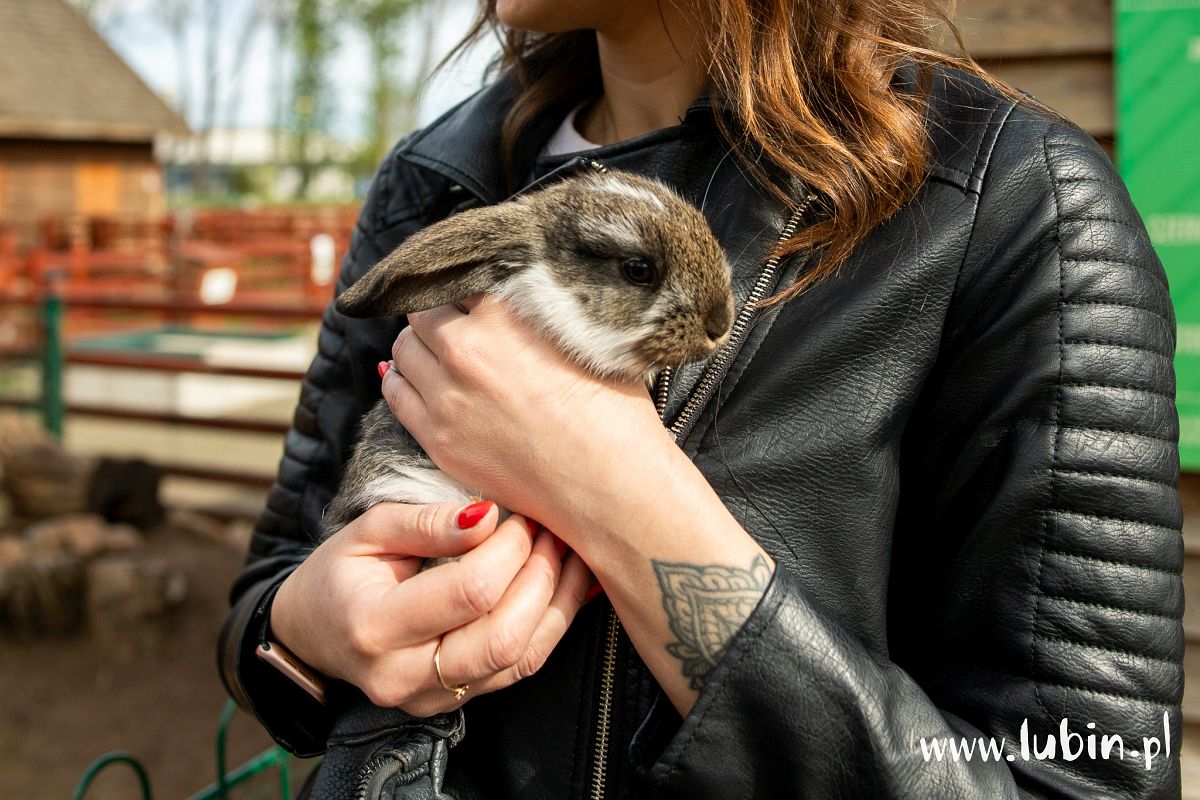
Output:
[548, 441, 772, 716]
[266, 570, 297, 650]
[264, 568, 329, 680]
[534, 411, 681, 550]
[545, 430, 725, 561]
[258, 570, 333, 702]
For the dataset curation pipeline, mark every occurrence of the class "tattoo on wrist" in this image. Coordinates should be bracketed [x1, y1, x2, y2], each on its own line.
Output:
[652, 555, 773, 691]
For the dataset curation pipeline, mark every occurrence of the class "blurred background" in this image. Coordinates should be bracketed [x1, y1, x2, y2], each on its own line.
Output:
[0, 0, 1197, 797]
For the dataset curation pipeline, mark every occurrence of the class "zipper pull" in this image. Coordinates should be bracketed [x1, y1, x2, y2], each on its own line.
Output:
[509, 156, 611, 200]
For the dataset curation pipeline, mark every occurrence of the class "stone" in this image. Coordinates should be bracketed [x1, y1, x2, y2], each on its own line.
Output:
[0, 551, 85, 637]
[167, 508, 228, 544]
[25, 514, 142, 559]
[0, 536, 26, 568]
[85, 555, 188, 661]
[0, 415, 91, 519]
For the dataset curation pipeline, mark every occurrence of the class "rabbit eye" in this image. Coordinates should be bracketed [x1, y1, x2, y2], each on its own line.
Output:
[621, 258, 656, 286]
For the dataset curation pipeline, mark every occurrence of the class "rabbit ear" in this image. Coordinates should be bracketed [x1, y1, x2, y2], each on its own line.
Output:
[336, 203, 533, 318]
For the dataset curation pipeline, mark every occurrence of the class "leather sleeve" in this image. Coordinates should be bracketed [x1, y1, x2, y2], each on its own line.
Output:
[642, 111, 1184, 797]
[217, 141, 433, 756]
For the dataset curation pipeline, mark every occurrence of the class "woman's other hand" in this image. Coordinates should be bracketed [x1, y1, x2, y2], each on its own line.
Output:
[270, 501, 594, 716]
[383, 295, 674, 547]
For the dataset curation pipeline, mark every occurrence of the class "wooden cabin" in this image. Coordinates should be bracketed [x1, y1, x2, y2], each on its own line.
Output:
[0, 0, 188, 249]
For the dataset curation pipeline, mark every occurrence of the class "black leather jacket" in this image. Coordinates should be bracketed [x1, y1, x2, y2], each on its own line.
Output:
[219, 68, 1185, 798]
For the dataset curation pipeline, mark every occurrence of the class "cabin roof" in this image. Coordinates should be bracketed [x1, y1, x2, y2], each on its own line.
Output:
[0, 0, 189, 143]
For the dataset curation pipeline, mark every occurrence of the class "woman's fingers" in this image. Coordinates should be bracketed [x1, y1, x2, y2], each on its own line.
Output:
[357, 525, 565, 711]
[391, 325, 440, 384]
[396, 551, 594, 716]
[380, 364, 426, 429]
[440, 529, 562, 680]
[406, 299, 476, 361]
[499, 548, 594, 681]
[375, 513, 537, 645]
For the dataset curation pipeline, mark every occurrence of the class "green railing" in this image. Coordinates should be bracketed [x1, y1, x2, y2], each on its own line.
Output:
[70, 754, 152, 800]
[71, 699, 299, 800]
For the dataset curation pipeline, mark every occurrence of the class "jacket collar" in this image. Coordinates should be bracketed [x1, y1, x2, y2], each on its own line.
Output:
[396, 75, 719, 204]
[397, 65, 989, 205]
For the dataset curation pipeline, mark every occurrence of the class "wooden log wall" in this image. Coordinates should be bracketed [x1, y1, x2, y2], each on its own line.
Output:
[0, 139, 165, 249]
[953, 0, 1114, 142]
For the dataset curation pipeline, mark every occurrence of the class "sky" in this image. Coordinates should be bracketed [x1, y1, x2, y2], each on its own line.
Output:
[92, 0, 496, 142]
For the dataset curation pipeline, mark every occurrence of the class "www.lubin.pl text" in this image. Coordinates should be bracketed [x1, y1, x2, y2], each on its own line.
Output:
[917, 713, 1172, 771]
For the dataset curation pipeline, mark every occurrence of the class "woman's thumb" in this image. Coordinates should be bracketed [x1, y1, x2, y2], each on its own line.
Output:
[351, 499, 499, 558]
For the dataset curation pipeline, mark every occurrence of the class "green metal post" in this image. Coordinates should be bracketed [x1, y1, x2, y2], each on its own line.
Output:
[40, 270, 64, 437]
[215, 698, 236, 800]
[279, 749, 291, 800]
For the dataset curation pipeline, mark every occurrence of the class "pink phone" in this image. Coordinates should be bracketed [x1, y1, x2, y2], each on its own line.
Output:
[256, 640, 328, 705]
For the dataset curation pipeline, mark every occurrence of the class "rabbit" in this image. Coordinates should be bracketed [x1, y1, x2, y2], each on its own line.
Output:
[321, 168, 735, 539]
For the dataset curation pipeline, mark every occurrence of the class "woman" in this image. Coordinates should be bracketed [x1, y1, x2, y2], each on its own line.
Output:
[219, 1, 1186, 797]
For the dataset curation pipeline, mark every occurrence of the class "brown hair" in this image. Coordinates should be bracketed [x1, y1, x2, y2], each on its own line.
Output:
[448, 1, 1023, 305]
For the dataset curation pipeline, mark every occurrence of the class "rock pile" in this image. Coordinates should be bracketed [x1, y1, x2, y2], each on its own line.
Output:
[0, 415, 188, 661]
[0, 514, 188, 659]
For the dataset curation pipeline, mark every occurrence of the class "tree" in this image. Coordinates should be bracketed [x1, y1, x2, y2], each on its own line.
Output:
[340, 0, 441, 177]
[291, 0, 337, 197]
[261, 0, 295, 166]
[66, 0, 125, 30]
[145, 0, 267, 194]
[153, 0, 192, 154]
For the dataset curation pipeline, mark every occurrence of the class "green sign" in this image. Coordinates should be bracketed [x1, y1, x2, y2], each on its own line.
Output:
[1116, 0, 1200, 467]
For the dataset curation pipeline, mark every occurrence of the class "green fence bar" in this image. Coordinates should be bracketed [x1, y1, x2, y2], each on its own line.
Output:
[72, 700, 297, 800]
[186, 747, 293, 800]
[70, 752, 153, 800]
[1116, 0, 1200, 466]
[40, 272, 64, 437]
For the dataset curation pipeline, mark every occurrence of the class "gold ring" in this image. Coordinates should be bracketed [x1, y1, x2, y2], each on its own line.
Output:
[433, 638, 469, 701]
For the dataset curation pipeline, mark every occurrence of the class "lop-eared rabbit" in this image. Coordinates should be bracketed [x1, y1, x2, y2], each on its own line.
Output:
[324, 168, 734, 537]
[306, 168, 734, 800]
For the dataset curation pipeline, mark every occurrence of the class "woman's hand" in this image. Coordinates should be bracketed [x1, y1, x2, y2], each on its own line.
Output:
[270, 500, 594, 716]
[382, 295, 675, 547]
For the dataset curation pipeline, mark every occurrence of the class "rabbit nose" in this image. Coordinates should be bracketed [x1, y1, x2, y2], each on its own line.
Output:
[704, 305, 732, 343]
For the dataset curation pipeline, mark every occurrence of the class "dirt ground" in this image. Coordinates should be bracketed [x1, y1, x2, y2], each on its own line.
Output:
[0, 523, 318, 800]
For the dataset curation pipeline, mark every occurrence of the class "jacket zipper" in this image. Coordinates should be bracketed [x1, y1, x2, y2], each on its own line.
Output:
[657, 193, 815, 443]
[587, 190, 814, 800]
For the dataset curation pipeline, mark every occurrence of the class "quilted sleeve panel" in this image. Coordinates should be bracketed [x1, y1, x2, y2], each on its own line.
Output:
[1029, 124, 1183, 709]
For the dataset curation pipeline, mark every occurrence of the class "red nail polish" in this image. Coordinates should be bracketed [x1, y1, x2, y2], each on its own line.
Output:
[585, 582, 604, 603]
[377, 361, 389, 379]
[456, 500, 494, 529]
[552, 535, 568, 560]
